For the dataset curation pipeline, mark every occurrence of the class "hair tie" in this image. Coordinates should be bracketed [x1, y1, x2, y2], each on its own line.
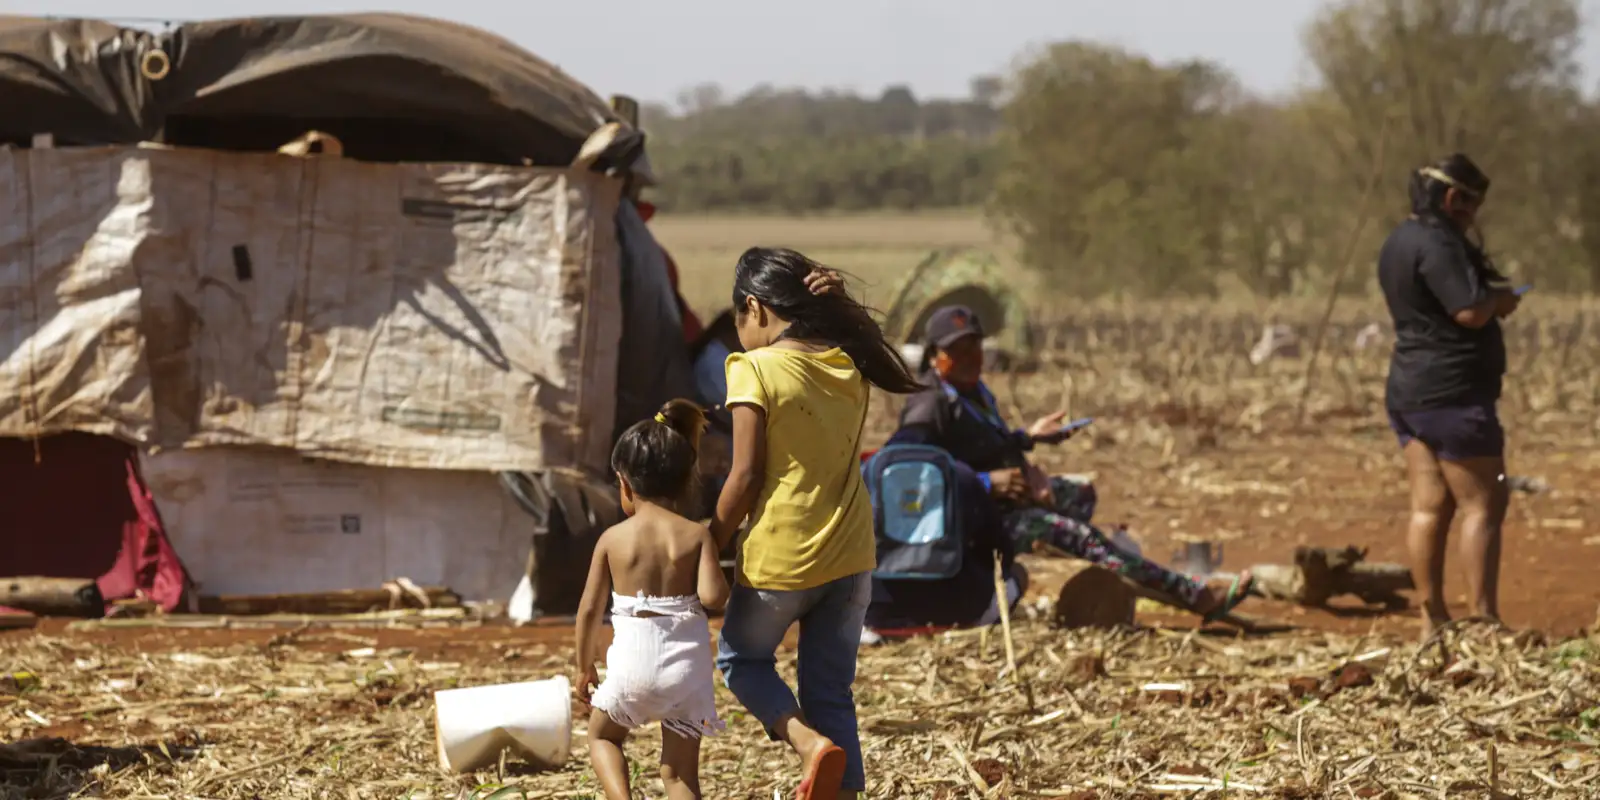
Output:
[654, 412, 668, 425]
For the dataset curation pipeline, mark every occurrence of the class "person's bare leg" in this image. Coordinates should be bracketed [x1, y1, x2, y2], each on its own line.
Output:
[587, 710, 633, 800]
[777, 710, 857, 799]
[776, 710, 835, 765]
[1403, 441, 1456, 635]
[659, 727, 702, 800]
[1438, 455, 1508, 623]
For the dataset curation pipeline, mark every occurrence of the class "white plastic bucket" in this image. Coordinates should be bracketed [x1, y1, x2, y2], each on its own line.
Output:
[433, 676, 572, 773]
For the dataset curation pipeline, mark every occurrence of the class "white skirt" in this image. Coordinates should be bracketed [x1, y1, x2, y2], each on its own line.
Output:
[590, 593, 725, 739]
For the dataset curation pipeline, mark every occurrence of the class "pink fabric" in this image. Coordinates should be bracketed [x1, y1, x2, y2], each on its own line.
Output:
[94, 457, 191, 612]
[0, 433, 190, 614]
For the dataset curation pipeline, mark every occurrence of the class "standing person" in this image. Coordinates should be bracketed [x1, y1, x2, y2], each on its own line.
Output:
[1378, 154, 1521, 635]
[575, 400, 730, 800]
[889, 305, 1253, 620]
[709, 248, 922, 800]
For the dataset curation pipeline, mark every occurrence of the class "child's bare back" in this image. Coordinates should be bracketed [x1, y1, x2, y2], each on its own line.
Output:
[598, 506, 726, 611]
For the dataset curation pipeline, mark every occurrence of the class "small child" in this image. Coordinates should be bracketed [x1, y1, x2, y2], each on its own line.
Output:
[575, 399, 731, 800]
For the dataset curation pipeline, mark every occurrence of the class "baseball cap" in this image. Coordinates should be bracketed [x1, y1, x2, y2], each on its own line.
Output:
[923, 305, 985, 350]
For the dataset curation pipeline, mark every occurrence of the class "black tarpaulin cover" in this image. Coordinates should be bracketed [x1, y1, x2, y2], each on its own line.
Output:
[0, 13, 626, 164]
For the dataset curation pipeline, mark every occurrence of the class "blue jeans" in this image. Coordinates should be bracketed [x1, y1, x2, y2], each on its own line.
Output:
[716, 572, 871, 791]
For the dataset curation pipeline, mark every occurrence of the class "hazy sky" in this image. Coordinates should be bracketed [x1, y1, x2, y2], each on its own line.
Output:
[24, 0, 1600, 104]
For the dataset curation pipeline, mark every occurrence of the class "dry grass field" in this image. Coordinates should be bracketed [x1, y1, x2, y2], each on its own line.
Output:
[650, 209, 1000, 317]
[6, 211, 1600, 799]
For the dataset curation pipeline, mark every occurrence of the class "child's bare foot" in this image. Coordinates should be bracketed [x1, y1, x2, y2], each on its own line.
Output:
[1193, 570, 1253, 620]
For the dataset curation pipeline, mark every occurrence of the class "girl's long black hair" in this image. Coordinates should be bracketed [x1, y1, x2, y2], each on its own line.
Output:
[1408, 153, 1506, 283]
[732, 247, 923, 394]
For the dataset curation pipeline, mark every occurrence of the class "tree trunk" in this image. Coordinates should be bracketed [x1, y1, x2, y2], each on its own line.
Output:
[1052, 566, 1137, 630]
[1248, 546, 1414, 607]
[196, 586, 461, 616]
[1, 577, 103, 618]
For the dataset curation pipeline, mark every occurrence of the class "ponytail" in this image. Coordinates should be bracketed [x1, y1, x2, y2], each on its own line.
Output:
[610, 398, 707, 503]
[654, 398, 707, 454]
[732, 247, 922, 394]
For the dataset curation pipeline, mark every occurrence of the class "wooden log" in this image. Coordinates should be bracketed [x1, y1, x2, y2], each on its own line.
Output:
[196, 585, 462, 616]
[0, 610, 37, 630]
[1246, 546, 1414, 608]
[1249, 564, 1310, 603]
[1052, 566, 1137, 630]
[1037, 545, 1259, 630]
[0, 577, 103, 617]
[67, 607, 473, 631]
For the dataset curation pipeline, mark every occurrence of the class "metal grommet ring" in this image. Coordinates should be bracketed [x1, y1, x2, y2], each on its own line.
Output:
[140, 50, 171, 81]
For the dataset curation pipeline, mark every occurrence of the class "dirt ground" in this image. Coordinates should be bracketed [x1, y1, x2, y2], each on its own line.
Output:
[4, 413, 1598, 798]
[5, 418, 1593, 658]
[8, 406, 1597, 641]
[1030, 416, 1598, 637]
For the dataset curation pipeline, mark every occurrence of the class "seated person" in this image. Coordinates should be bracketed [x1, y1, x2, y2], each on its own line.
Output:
[863, 456, 1028, 638]
[886, 305, 1252, 621]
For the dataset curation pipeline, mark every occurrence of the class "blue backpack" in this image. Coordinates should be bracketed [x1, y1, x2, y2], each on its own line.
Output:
[862, 445, 966, 581]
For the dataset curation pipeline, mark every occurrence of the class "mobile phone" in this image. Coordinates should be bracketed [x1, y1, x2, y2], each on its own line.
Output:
[1059, 417, 1094, 434]
[1513, 284, 1533, 296]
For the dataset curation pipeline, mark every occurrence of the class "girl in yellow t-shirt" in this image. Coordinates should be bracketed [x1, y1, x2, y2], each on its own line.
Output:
[709, 247, 922, 800]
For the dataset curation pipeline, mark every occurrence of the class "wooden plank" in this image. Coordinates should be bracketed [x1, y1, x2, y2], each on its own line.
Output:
[196, 586, 462, 615]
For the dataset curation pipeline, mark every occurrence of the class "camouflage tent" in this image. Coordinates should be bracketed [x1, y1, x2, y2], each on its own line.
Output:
[880, 248, 1036, 369]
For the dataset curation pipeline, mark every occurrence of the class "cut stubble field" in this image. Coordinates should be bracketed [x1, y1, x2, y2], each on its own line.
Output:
[6, 211, 1599, 799]
[659, 210, 1600, 638]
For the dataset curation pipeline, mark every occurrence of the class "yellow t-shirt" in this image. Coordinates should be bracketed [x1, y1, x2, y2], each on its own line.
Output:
[724, 346, 876, 591]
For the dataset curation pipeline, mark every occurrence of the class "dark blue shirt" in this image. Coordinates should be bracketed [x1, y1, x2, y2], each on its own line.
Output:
[897, 373, 1034, 475]
[1378, 217, 1506, 410]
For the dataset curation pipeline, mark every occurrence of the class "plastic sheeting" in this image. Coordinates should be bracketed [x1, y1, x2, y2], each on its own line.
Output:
[141, 447, 528, 601]
[611, 200, 698, 445]
[0, 145, 623, 474]
[0, 14, 630, 166]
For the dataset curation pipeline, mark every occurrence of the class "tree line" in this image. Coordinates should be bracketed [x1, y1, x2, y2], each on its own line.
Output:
[642, 0, 1600, 295]
[639, 81, 1001, 212]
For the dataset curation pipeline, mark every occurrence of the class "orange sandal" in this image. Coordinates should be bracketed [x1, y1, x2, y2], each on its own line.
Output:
[795, 744, 847, 800]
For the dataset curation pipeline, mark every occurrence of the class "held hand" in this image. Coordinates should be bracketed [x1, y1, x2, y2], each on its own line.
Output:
[1493, 289, 1521, 319]
[805, 267, 845, 296]
[575, 664, 599, 708]
[1024, 464, 1053, 506]
[1026, 411, 1069, 444]
[698, 432, 732, 477]
[986, 468, 1031, 502]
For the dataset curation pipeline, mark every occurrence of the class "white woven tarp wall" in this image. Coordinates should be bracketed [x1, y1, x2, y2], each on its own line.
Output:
[0, 145, 623, 474]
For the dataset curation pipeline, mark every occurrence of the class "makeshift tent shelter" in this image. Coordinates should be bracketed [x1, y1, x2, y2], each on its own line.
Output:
[0, 14, 690, 615]
[0, 14, 634, 165]
[880, 248, 1037, 370]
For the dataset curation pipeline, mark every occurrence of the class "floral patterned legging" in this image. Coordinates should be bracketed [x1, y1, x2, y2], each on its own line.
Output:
[1003, 476, 1207, 608]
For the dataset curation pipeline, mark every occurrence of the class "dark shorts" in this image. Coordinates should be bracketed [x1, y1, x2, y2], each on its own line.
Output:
[1387, 403, 1504, 461]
